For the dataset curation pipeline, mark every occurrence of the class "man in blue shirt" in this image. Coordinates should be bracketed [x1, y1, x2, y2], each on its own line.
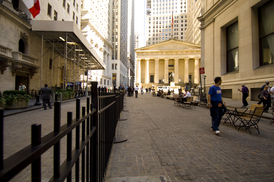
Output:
[207, 77, 225, 135]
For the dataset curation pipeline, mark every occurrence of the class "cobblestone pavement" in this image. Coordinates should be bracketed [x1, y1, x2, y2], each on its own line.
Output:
[105, 94, 274, 182]
[3, 97, 89, 181]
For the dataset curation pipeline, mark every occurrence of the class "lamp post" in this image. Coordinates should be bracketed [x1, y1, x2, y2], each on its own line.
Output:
[204, 75, 206, 96]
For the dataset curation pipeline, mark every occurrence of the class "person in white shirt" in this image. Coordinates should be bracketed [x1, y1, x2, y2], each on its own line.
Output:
[182, 89, 191, 103]
[135, 86, 139, 98]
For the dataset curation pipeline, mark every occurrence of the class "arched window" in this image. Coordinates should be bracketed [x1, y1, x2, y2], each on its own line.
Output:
[19, 39, 25, 53]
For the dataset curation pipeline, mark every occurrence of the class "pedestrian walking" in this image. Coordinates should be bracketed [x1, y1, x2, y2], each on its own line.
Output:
[207, 77, 226, 135]
[135, 86, 139, 98]
[262, 85, 270, 112]
[258, 81, 270, 104]
[270, 85, 274, 111]
[39, 84, 52, 110]
[238, 84, 249, 108]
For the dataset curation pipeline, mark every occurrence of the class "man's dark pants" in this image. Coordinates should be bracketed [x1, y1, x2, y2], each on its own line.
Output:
[242, 93, 248, 106]
[43, 99, 52, 109]
[135, 91, 138, 98]
[210, 101, 223, 131]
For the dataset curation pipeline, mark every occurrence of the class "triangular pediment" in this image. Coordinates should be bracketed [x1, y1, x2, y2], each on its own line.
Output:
[135, 39, 201, 52]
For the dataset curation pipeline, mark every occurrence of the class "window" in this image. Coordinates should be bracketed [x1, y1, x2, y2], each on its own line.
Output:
[76, 4, 78, 12]
[63, 0, 66, 8]
[76, 16, 78, 24]
[47, 3, 52, 17]
[112, 63, 114, 70]
[227, 22, 239, 72]
[67, 3, 70, 14]
[259, 0, 274, 66]
[73, 12, 75, 20]
[73, 0, 75, 7]
[54, 10, 58, 21]
[150, 75, 154, 83]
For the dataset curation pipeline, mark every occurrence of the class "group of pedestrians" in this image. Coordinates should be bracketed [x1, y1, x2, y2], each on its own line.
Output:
[207, 77, 274, 136]
[237, 81, 273, 112]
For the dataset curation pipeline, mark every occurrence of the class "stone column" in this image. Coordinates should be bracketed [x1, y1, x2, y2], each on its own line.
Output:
[194, 58, 200, 84]
[154, 59, 159, 83]
[164, 59, 169, 84]
[184, 58, 189, 84]
[137, 59, 141, 84]
[145, 59, 150, 84]
[174, 58, 179, 83]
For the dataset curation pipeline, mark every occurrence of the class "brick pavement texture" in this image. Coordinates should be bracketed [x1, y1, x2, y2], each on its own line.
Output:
[3, 97, 89, 181]
[105, 94, 274, 182]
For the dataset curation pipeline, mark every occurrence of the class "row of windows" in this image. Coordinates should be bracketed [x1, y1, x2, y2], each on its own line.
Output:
[62, 0, 79, 12]
[147, 37, 183, 45]
[152, 10, 186, 14]
[226, 0, 274, 73]
[149, 15, 187, 20]
[47, 3, 78, 24]
[148, 27, 187, 32]
[152, 2, 186, 6]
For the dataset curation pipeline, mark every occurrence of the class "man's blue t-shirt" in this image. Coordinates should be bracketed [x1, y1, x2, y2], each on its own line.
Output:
[208, 85, 222, 101]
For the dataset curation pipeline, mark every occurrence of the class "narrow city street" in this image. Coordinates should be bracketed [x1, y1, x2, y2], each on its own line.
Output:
[2, 94, 274, 182]
[105, 94, 274, 182]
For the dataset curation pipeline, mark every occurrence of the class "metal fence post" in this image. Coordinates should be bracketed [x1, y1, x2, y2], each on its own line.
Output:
[54, 101, 61, 179]
[31, 124, 41, 181]
[91, 81, 98, 182]
[0, 110, 3, 171]
[67, 112, 72, 182]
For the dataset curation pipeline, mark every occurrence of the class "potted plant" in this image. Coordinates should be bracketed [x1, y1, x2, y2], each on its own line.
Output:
[3, 90, 31, 109]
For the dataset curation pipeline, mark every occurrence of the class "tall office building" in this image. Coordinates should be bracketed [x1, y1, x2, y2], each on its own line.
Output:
[127, 0, 135, 87]
[185, 0, 201, 44]
[110, 0, 129, 87]
[145, 0, 189, 45]
[81, 0, 113, 88]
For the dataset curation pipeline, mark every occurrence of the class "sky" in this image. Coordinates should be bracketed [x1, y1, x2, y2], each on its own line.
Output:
[134, 0, 146, 47]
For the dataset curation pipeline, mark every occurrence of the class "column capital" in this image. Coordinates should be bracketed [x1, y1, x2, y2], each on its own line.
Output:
[184, 58, 190, 61]
[145, 58, 150, 61]
[137, 58, 142, 61]
[194, 57, 200, 60]
[154, 58, 159, 61]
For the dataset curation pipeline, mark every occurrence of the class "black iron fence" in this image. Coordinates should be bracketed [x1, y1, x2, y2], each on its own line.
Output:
[0, 82, 125, 182]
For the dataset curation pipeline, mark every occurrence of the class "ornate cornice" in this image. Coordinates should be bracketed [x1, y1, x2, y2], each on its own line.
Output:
[0, 3, 31, 29]
[198, 0, 236, 29]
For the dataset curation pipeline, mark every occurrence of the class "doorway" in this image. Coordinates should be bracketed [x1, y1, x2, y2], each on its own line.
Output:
[16, 74, 29, 92]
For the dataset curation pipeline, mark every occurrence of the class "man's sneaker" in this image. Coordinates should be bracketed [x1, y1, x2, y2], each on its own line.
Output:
[215, 130, 220, 135]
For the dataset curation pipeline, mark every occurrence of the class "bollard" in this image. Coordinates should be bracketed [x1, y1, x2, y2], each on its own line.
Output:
[34, 95, 41, 105]
[54, 92, 58, 101]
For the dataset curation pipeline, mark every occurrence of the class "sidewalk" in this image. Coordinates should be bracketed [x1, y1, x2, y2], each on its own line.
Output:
[3, 96, 87, 116]
[105, 94, 274, 182]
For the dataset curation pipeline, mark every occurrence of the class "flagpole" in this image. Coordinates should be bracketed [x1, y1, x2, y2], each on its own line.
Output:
[171, 11, 174, 39]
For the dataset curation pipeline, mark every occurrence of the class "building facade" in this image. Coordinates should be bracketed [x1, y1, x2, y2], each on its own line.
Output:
[198, 0, 274, 100]
[145, 0, 189, 45]
[185, 0, 201, 44]
[110, 0, 129, 88]
[0, 0, 103, 93]
[135, 39, 201, 89]
[81, 0, 113, 89]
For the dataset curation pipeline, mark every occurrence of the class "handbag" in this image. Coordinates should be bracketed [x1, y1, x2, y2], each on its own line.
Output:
[258, 93, 263, 99]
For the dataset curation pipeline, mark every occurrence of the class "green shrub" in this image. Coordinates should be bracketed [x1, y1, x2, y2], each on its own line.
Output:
[3, 90, 31, 106]
[56, 89, 75, 100]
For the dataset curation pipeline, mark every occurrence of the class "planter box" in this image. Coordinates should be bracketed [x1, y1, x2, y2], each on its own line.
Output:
[4, 99, 28, 110]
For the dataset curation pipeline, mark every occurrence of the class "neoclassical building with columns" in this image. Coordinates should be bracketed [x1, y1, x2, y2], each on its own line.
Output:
[135, 39, 201, 89]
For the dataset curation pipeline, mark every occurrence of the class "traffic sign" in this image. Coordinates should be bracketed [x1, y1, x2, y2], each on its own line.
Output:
[199, 67, 205, 74]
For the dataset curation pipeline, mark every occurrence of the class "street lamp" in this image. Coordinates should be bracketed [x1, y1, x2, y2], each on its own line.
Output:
[204, 75, 206, 96]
